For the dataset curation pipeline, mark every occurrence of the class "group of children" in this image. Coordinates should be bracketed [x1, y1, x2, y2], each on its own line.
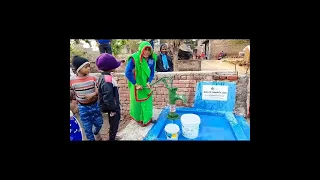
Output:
[70, 53, 124, 141]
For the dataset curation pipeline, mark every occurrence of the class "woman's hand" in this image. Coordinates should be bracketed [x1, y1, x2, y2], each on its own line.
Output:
[135, 84, 142, 90]
[146, 82, 151, 89]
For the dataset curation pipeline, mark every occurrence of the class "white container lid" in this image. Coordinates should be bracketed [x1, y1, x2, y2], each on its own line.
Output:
[165, 124, 180, 133]
[181, 114, 201, 125]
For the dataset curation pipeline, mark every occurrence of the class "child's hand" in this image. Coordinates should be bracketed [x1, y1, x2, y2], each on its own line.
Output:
[110, 112, 116, 117]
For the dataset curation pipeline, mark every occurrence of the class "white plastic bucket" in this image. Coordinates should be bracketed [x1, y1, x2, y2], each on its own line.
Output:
[164, 124, 180, 140]
[181, 114, 201, 139]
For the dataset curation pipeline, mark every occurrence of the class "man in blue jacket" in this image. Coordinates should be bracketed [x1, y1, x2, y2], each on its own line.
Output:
[96, 39, 112, 54]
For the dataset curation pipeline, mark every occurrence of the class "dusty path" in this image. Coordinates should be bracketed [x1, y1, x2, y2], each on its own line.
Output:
[201, 60, 250, 75]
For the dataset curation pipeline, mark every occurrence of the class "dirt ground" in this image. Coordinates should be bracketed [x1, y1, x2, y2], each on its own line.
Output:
[75, 113, 130, 141]
[201, 59, 250, 75]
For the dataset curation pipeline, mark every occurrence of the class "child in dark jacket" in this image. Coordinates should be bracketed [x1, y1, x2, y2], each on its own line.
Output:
[96, 53, 124, 141]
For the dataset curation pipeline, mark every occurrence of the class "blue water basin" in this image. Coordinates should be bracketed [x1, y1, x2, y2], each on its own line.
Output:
[144, 107, 250, 141]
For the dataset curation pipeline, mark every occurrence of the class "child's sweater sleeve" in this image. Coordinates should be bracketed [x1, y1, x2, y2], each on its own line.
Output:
[101, 82, 117, 112]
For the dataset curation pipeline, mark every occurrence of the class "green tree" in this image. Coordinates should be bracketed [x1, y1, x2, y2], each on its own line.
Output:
[183, 39, 198, 49]
[126, 39, 141, 53]
[70, 40, 87, 62]
[111, 39, 128, 56]
[72, 39, 129, 56]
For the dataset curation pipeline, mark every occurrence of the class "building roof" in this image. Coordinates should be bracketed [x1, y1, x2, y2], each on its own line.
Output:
[202, 39, 209, 44]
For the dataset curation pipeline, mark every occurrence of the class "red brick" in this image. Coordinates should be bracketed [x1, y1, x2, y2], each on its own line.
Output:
[227, 76, 238, 80]
[213, 75, 220, 80]
[188, 88, 194, 92]
[205, 76, 213, 81]
[188, 97, 195, 102]
[180, 76, 187, 80]
[175, 84, 186, 88]
[179, 80, 189, 84]
[187, 76, 195, 80]
[161, 87, 168, 92]
[220, 76, 227, 80]
[189, 83, 197, 88]
[173, 80, 179, 84]
[163, 91, 168, 95]
[154, 84, 164, 88]
[174, 75, 180, 80]
[119, 91, 128, 94]
[120, 97, 127, 101]
[193, 75, 201, 80]
[157, 90, 164, 95]
[179, 88, 189, 92]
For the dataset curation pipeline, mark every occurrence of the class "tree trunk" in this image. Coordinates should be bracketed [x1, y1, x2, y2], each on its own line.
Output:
[167, 39, 183, 72]
[172, 46, 179, 71]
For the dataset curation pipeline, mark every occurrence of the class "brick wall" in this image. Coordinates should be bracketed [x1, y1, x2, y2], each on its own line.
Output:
[91, 71, 249, 120]
[89, 55, 128, 73]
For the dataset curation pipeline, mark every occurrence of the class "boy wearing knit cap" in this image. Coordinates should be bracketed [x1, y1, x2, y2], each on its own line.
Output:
[70, 56, 104, 141]
[96, 53, 124, 141]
